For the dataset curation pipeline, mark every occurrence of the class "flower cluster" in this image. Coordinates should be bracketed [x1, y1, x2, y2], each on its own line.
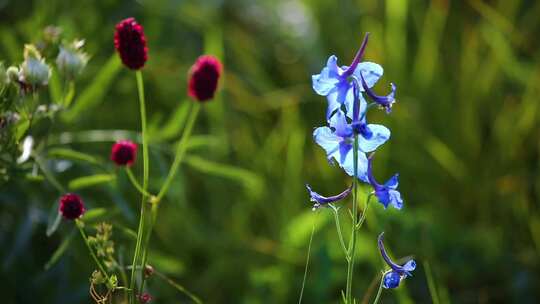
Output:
[114, 18, 148, 70]
[307, 33, 415, 290]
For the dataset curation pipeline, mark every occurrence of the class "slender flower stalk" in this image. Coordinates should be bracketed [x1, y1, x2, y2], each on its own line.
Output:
[76, 219, 109, 280]
[345, 135, 359, 304]
[129, 70, 150, 303]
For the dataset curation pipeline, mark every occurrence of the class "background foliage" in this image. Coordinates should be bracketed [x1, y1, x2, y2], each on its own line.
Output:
[1, 0, 540, 303]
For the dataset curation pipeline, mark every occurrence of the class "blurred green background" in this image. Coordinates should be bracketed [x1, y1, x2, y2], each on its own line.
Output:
[1, 0, 540, 303]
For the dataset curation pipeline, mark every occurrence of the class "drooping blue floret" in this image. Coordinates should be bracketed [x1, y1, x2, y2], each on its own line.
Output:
[367, 154, 403, 209]
[359, 72, 396, 113]
[311, 33, 385, 120]
[305, 184, 352, 210]
[377, 232, 415, 289]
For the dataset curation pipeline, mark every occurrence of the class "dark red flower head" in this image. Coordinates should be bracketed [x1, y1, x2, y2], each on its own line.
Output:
[188, 55, 222, 102]
[138, 293, 152, 303]
[59, 193, 85, 220]
[111, 140, 137, 166]
[114, 17, 148, 70]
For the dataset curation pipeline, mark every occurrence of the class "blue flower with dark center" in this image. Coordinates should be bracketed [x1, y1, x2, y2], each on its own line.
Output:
[305, 184, 352, 210]
[377, 232, 416, 289]
[313, 110, 390, 181]
[312, 33, 384, 120]
[359, 71, 396, 113]
[367, 154, 403, 209]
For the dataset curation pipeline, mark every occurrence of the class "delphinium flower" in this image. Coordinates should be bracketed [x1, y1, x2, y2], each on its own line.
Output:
[188, 55, 223, 102]
[312, 33, 384, 120]
[111, 140, 137, 166]
[359, 72, 396, 113]
[377, 232, 416, 289]
[367, 154, 403, 209]
[114, 18, 148, 70]
[313, 103, 390, 181]
[306, 184, 352, 210]
[303, 32, 417, 304]
[59, 193, 86, 220]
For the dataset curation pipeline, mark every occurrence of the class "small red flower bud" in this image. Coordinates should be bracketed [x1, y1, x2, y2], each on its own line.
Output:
[138, 293, 152, 303]
[111, 140, 137, 166]
[188, 55, 222, 102]
[114, 18, 148, 70]
[59, 193, 85, 220]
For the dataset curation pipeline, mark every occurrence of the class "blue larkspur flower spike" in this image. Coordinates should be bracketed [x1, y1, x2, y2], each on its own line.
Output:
[313, 110, 391, 182]
[359, 71, 396, 113]
[306, 184, 352, 210]
[378, 232, 416, 289]
[312, 33, 384, 120]
[367, 153, 403, 209]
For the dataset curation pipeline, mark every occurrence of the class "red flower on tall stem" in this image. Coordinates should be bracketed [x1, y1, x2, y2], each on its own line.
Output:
[111, 140, 138, 166]
[188, 55, 222, 102]
[114, 17, 148, 70]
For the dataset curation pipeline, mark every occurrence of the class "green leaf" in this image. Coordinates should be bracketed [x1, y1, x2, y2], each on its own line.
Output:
[184, 155, 264, 199]
[49, 68, 62, 104]
[62, 54, 122, 122]
[48, 147, 101, 165]
[81, 208, 108, 222]
[68, 174, 116, 190]
[44, 229, 76, 270]
[46, 204, 62, 237]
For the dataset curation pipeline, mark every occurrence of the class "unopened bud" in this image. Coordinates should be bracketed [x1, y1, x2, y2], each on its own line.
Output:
[56, 40, 89, 79]
[19, 44, 51, 87]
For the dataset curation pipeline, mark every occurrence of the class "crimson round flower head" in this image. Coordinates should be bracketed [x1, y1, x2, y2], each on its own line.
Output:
[111, 140, 137, 166]
[138, 293, 152, 303]
[188, 55, 222, 102]
[114, 17, 148, 70]
[59, 193, 85, 220]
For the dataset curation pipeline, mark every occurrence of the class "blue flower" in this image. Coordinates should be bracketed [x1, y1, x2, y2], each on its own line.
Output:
[367, 154, 403, 209]
[377, 232, 415, 289]
[313, 110, 390, 181]
[312, 34, 384, 120]
[306, 184, 352, 210]
[359, 71, 396, 113]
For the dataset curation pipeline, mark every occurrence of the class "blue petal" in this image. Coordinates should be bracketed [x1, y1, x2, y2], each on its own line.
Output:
[357, 124, 390, 153]
[375, 188, 391, 208]
[388, 189, 403, 209]
[339, 141, 352, 165]
[352, 62, 383, 89]
[344, 90, 367, 120]
[402, 260, 416, 273]
[329, 110, 352, 138]
[382, 271, 401, 289]
[326, 81, 353, 119]
[340, 149, 369, 182]
[384, 174, 399, 189]
[312, 55, 341, 96]
[306, 184, 352, 209]
[313, 127, 341, 159]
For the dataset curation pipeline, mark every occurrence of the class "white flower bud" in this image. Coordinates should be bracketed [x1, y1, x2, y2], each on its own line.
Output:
[19, 44, 51, 87]
[56, 40, 89, 79]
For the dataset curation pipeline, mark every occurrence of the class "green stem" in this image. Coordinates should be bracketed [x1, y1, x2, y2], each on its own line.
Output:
[298, 212, 317, 304]
[154, 270, 204, 304]
[76, 220, 109, 280]
[125, 167, 153, 197]
[331, 207, 349, 261]
[129, 70, 150, 303]
[356, 195, 372, 230]
[372, 274, 384, 304]
[156, 102, 201, 202]
[139, 102, 200, 291]
[345, 135, 359, 304]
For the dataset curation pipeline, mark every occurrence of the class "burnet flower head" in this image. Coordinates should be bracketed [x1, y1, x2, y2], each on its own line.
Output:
[114, 17, 148, 70]
[111, 140, 137, 166]
[59, 193, 86, 220]
[377, 232, 415, 288]
[188, 55, 222, 102]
